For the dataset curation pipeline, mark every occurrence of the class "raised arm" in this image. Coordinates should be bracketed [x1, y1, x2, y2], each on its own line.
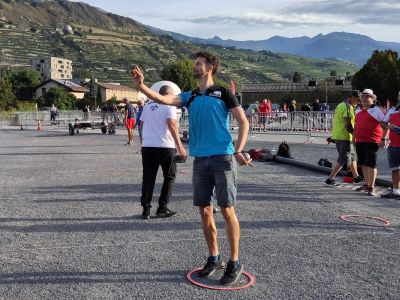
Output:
[131, 67, 182, 107]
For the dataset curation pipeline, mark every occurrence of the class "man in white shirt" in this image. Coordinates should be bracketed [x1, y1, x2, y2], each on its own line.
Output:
[140, 85, 187, 219]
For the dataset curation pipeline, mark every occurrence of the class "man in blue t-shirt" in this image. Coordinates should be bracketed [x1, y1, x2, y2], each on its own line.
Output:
[131, 51, 251, 286]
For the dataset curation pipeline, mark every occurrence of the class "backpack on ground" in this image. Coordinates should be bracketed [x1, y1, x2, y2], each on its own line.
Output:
[277, 141, 292, 159]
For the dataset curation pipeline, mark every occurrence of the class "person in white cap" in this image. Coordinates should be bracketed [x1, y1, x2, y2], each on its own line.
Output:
[380, 90, 400, 199]
[139, 85, 187, 219]
[353, 89, 388, 196]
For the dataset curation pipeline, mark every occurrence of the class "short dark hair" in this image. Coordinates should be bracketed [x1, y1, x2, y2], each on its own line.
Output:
[159, 85, 174, 96]
[195, 51, 219, 75]
[350, 90, 361, 97]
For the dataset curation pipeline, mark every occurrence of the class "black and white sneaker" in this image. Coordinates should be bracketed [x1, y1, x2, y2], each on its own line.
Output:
[381, 192, 400, 199]
[353, 176, 364, 183]
[155, 208, 177, 218]
[220, 261, 244, 286]
[197, 256, 224, 277]
[325, 178, 337, 186]
[141, 206, 151, 219]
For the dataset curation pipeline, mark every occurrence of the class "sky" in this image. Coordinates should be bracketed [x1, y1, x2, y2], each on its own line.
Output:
[71, 0, 400, 43]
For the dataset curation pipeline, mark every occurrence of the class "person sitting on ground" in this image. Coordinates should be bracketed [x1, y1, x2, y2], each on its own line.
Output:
[325, 90, 363, 186]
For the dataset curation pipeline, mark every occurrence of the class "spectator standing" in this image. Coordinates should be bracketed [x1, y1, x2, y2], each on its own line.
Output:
[354, 89, 387, 196]
[325, 90, 363, 185]
[140, 85, 187, 219]
[50, 104, 58, 124]
[380, 90, 400, 199]
[123, 97, 135, 145]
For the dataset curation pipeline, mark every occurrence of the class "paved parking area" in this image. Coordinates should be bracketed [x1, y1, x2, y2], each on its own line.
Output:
[0, 129, 399, 299]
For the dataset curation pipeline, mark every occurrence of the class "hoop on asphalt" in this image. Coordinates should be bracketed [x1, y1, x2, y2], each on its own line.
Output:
[340, 214, 391, 227]
[186, 267, 255, 290]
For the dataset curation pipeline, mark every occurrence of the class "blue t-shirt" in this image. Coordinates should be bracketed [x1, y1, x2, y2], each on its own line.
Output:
[180, 85, 240, 157]
[125, 102, 135, 118]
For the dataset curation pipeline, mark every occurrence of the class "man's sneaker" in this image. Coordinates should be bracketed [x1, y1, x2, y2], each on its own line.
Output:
[367, 186, 375, 196]
[325, 178, 337, 185]
[353, 176, 364, 183]
[155, 208, 177, 218]
[141, 206, 151, 219]
[220, 261, 244, 286]
[381, 192, 400, 199]
[197, 256, 224, 277]
[356, 184, 369, 192]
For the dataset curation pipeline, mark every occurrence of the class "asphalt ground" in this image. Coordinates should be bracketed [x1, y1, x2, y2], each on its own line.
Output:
[0, 128, 399, 300]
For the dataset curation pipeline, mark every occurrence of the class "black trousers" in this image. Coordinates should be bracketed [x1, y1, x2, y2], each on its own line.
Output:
[141, 147, 177, 209]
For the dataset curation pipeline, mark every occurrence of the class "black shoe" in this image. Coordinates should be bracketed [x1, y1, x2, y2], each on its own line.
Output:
[353, 176, 364, 183]
[356, 184, 369, 192]
[197, 256, 224, 277]
[155, 208, 177, 218]
[220, 261, 244, 286]
[325, 178, 337, 185]
[381, 192, 400, 199]
[141, 206, 151, 219]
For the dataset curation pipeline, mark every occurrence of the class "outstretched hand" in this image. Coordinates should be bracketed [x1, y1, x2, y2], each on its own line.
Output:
[130, 66, 144, 87]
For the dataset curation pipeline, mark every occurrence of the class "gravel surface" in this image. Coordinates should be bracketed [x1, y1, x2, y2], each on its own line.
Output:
[0, 128, 399, 299]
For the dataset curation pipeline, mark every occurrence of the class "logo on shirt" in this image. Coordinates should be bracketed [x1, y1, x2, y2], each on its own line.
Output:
[150, 104, 158, 111]
[210, 91, 222, 98]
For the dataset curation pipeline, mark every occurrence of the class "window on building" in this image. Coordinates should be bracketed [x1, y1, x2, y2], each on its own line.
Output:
[37, 64, 41, 68]
[42, 88, 46, 94]
[41, 73, 44, 77]
[58, 60, 62, 64]
[61, 74, 64, 78]
[40, 60, 44, 63]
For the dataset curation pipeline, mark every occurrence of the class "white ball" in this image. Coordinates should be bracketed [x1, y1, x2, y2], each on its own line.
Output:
[243, 152, 251, 161]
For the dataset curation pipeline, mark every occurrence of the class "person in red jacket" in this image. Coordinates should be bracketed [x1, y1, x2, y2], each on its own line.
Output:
[354, 89, 387, 196]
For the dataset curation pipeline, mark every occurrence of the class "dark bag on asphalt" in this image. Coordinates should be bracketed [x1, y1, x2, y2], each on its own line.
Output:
[277, 141, 292, 159]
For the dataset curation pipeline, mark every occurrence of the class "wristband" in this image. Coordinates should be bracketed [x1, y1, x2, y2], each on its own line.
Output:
[233, 152, 242, 155]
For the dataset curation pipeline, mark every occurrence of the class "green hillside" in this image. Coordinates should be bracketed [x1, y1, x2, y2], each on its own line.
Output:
[0, 0, 358, 90]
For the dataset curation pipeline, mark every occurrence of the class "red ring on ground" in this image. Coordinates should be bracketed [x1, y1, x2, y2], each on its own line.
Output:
[179, 169, 190, 174]
[340, 214, 391, 227]
[186, 267, 255, 290]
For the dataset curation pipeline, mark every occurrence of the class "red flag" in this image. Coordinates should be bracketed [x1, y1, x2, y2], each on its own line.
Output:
[230, 80, 235, 94]
[283, 102, 287, 112]
[387, 99, 391, 109]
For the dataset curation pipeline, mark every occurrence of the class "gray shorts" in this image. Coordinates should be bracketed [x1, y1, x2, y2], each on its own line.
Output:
[192, 155, 237, 207]
[336, 140, 356, 165]
[387, 146, 400, 170]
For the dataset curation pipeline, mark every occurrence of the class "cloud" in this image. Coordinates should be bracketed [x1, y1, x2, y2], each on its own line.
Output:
[173, 0, 400, 28]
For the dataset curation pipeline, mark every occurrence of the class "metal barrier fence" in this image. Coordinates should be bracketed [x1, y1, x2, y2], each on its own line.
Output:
[246, 111, 333, 143]
[0, 111, 126, 130]
[0, 110, 333, 142]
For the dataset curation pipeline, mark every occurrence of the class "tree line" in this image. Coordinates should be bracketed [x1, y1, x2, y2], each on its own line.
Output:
[1, 49, 400, 111]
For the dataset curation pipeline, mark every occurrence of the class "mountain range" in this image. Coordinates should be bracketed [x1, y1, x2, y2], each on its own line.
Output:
[0, 0, 359, 89]
[147, 27, 400, 66]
